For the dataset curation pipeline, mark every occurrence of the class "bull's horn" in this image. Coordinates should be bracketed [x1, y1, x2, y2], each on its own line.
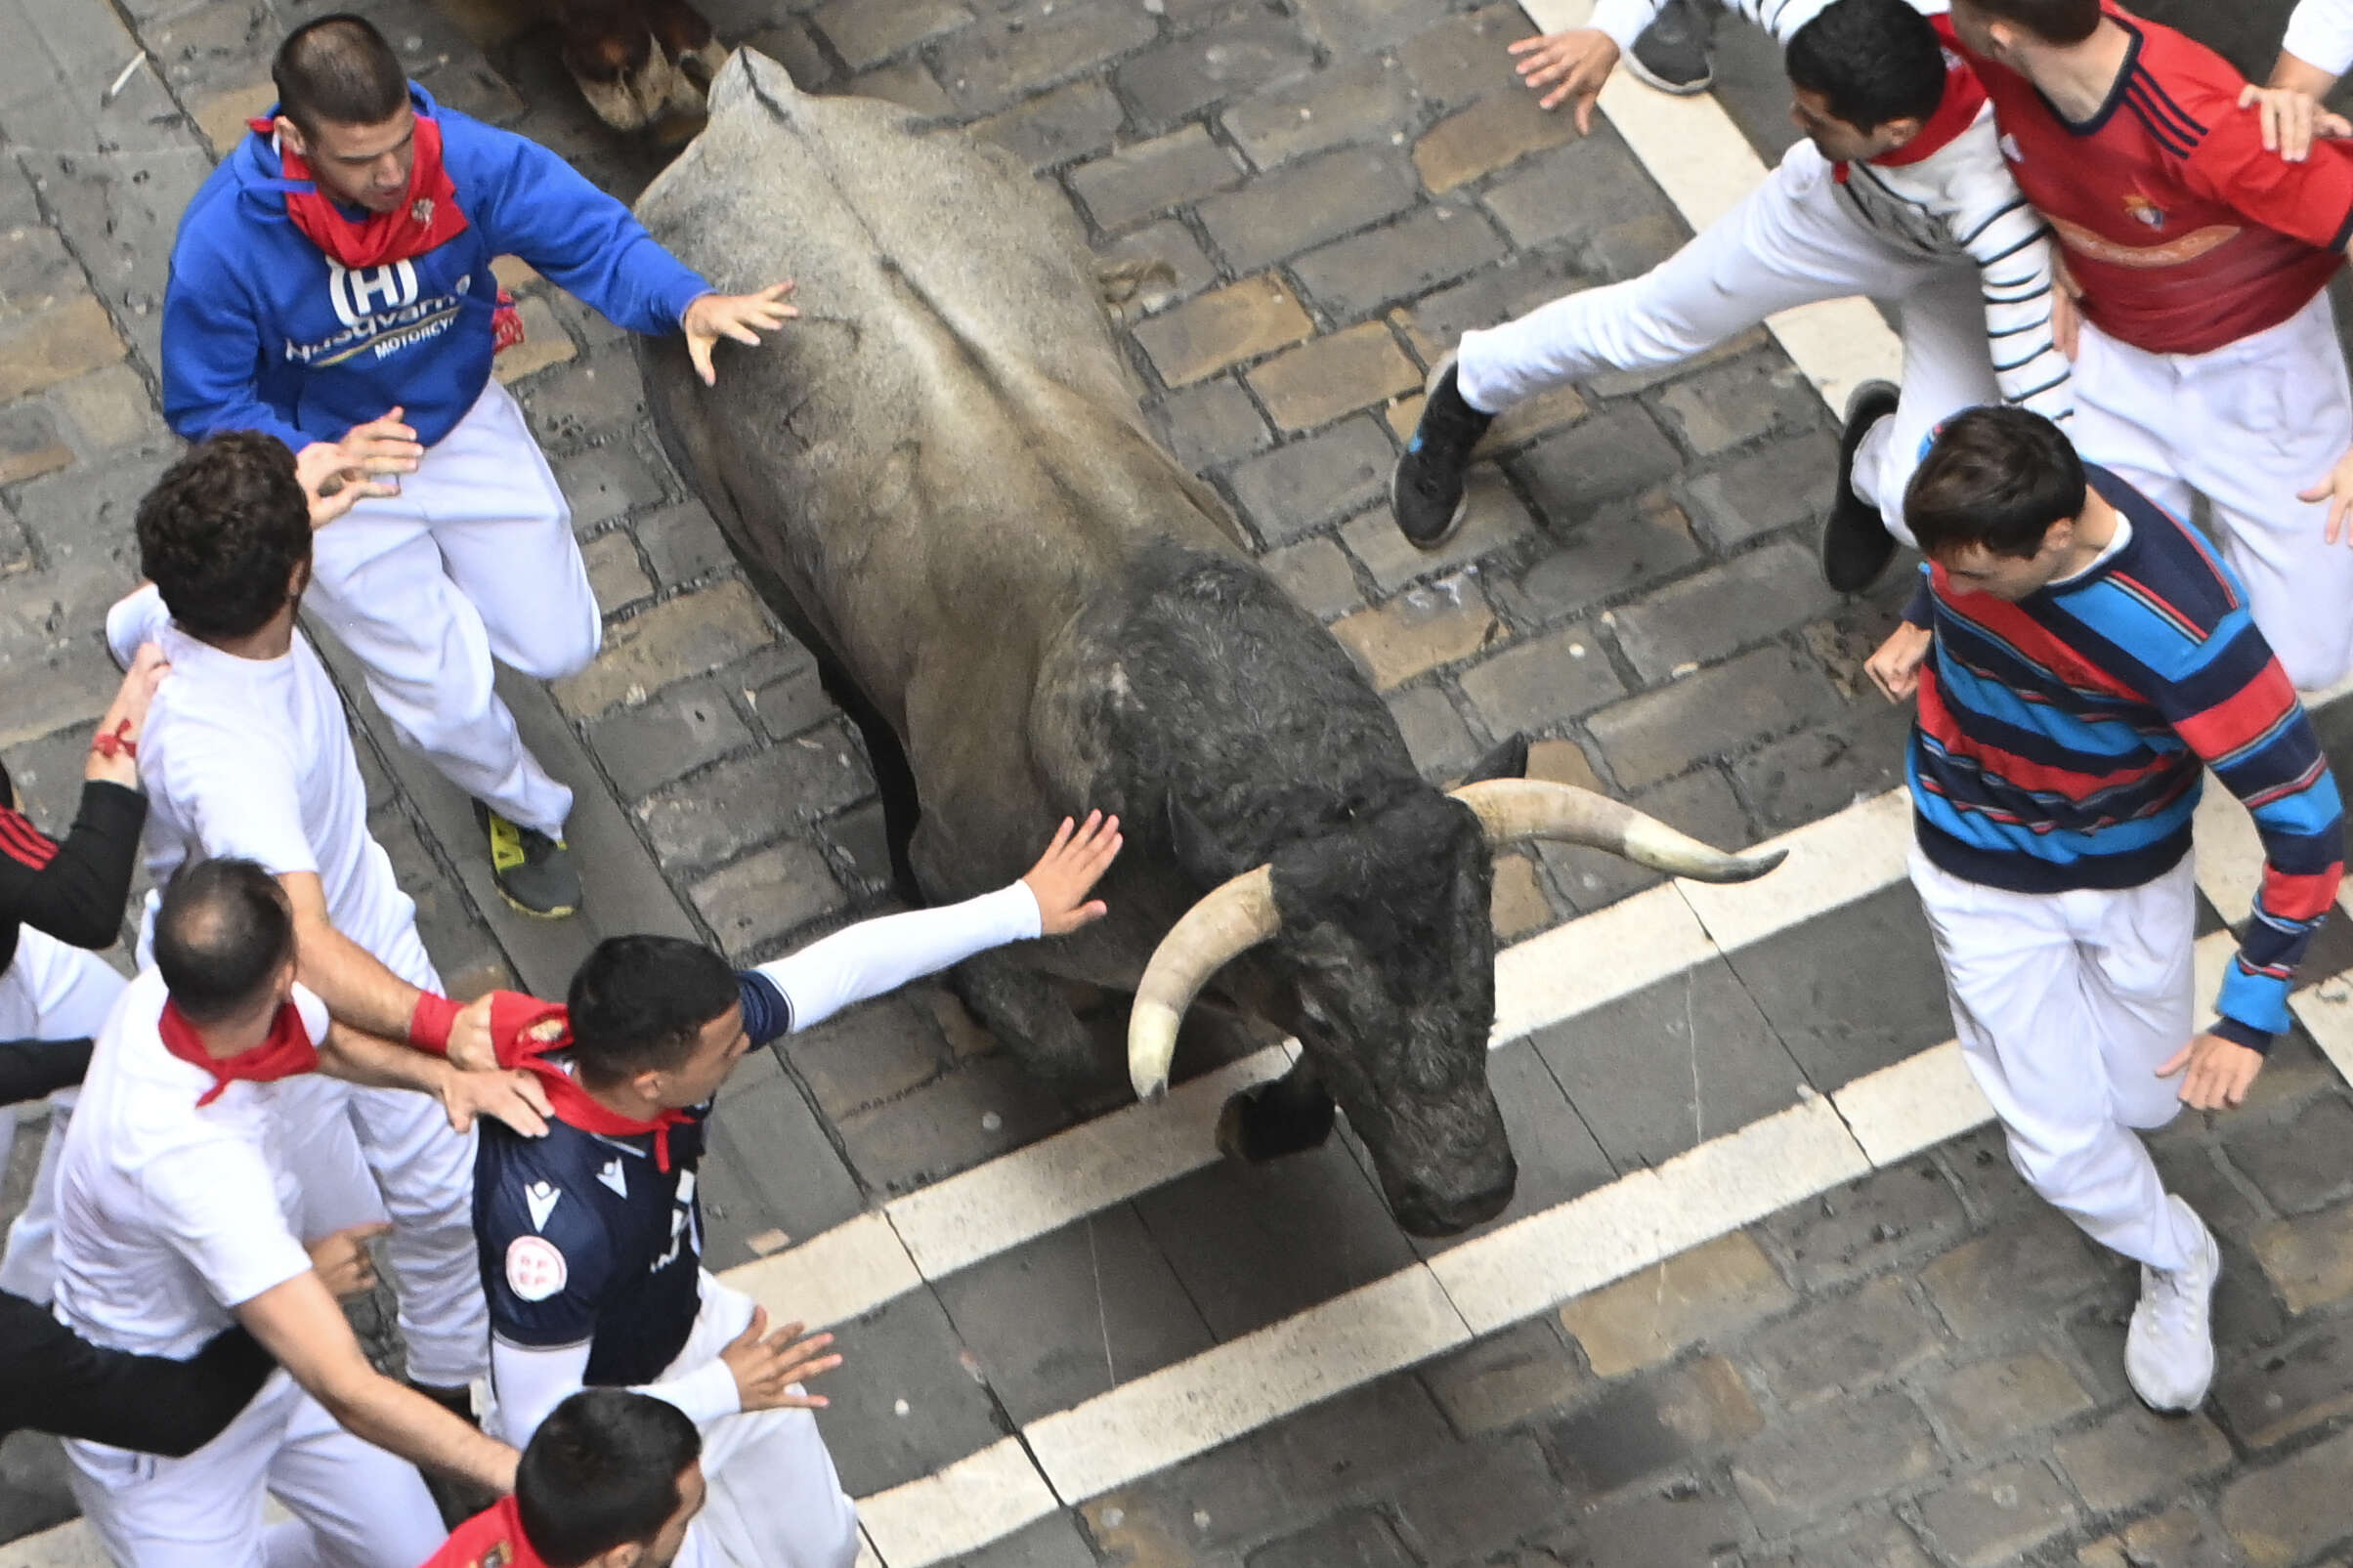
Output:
[1449, 779, 1787, 884]
[1128, 864, 1279, 1102]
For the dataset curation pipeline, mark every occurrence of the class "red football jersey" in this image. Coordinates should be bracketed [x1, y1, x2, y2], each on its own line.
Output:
[417, 1498, 547, 1568]
[1954, 2, 2353, 355]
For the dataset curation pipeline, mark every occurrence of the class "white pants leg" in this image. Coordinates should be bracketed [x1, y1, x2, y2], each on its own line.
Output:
[2071, 290, 2353, 692]
[1849, 266, 2009, 547]
[659, 1276, 862, 1568]
[303, 380, 601, 837]
[269, 921, 486, 1388]
[349, 926, 488, 1388]
[1909, 844, 2205, 1272]
[65, 1372, 444, 1568]
[1455, 141, 1987, 541]
[0, 932, 126, 1299]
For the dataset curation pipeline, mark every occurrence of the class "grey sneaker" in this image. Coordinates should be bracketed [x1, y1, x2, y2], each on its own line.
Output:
[476, 801, 582, 919]
[2124, 1196, 2220, 1414]
[1626, 0, 1716, 95]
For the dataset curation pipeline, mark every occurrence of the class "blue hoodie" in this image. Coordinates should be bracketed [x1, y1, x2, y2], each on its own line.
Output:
[162, 84, 710, 452]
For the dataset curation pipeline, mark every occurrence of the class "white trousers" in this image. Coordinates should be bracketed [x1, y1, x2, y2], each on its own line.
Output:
[0, 929, 127, 1301]
[283, 919, 486, 1389]
[64, 1369, 447, 1568]
[663, 1277, 862, 1568]
[1910, 844, 2205, 1272]
[1456, 140, 1994, 542]
[303, 380, 600, 838]
[2069, 288, 2353, 692]
[132, 903, 490, 1388]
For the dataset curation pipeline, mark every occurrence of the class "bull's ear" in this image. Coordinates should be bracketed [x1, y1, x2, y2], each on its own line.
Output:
[1167, 795, 1253, 886]
[1459, 733, 1529, 785]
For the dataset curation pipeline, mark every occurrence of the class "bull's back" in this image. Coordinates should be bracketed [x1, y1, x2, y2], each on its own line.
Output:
[634, 49, 1234, 708]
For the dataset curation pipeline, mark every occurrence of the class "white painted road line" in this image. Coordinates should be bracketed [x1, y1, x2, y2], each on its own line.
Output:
[882, 1044, 1298, 1281]
[854, 1438, 1062, 1568]
[1026, 1266, 1471, 1503]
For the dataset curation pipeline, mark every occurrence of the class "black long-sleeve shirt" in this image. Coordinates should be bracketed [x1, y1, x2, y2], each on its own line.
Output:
[0, 767, 273, 1452]
[0, 774, 146, 969]
[0, 1292, 273, 1454]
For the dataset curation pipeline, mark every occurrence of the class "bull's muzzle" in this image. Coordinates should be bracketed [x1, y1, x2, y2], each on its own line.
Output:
[1126, 780, 1787, 1100]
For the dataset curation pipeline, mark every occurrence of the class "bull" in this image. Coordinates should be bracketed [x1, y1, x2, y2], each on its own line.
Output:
[630, 51, 1785, 1236]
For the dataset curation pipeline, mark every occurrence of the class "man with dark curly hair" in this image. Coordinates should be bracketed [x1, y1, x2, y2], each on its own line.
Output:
[103, 431, 536, 1452]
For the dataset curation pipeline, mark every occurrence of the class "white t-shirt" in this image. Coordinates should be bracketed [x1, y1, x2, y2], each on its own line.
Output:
[2285, 0, 2353, 77]
[107, 587, 418, 966]
[51, 969, 328, 1358]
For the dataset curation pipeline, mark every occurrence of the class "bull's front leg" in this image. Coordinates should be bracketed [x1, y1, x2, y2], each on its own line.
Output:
[1217, 1056, 1336, 1164]
[907, 819, 1101, 1084]
[946, 949, 1102, 1086]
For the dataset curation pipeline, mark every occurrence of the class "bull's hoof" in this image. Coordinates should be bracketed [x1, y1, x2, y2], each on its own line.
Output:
[564, 28, 679, 132]
[1216, 1081, 1336, 1164]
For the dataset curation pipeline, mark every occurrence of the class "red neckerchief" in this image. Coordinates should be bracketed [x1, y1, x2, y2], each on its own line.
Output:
[487, 992, 690, 1172]
[249, 111, 526, 351]
[157, 1000, 319, 1108]
[249, 110, 468, 269]
[1834, 52, 1991, 184]
[421, 1496, 548, 1568]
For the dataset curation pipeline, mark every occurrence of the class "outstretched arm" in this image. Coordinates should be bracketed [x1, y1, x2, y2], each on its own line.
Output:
[0, 1293, 276, 1456]
[741, 813, 1122, 1041]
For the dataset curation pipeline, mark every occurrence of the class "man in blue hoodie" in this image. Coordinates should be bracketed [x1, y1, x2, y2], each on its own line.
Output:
[161, 13, 793, 918]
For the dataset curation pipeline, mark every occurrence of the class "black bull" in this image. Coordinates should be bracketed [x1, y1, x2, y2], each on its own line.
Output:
[632, 51, 1783, 1236]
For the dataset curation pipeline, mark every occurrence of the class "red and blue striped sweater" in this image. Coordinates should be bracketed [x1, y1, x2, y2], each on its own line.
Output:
[1904, 464, 2343, 1051]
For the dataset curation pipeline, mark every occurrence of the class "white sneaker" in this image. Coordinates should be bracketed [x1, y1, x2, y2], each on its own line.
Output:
[2124, 1195, 2220, 1413]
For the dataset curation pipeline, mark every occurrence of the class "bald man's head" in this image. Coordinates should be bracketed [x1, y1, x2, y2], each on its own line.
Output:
[154, 860, 296, 1025]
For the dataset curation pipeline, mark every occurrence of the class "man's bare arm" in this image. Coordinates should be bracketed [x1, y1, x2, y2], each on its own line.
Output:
[236, 1270, 517, 1493]
[278, 871, 429, 1040]
[316, 1022, 551, 1136]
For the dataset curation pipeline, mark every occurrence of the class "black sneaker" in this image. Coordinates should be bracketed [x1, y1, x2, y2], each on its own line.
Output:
[475, 801, 582, 918]
[1391, 357, 1494, 550]
[1626, 0, 1716, 94]
[1821, 379, 1903, 594]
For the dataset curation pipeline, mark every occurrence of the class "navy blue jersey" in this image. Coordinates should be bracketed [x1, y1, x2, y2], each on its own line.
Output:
[474, 974, 791, 1385]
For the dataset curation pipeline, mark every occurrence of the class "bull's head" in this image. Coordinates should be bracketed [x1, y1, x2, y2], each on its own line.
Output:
[1129, 781, 1785, 1236]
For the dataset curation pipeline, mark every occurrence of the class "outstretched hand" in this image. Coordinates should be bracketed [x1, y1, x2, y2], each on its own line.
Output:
[1865, 621, 1933, 703]
[683, 282, 799, 385]
[306, 1221, 391, 1298]
[718, 1306, 842, 1413]
[2159, 1033, 2263, 1112]
[1508, 28, 1619, 129]
[1021, 811, 1123, 936]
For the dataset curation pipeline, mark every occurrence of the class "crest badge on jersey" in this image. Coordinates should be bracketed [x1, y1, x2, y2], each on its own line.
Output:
[2123, 192, 2166, 230]
[506, 1235, 568, 1301]
[597, 1156, 628, 1199]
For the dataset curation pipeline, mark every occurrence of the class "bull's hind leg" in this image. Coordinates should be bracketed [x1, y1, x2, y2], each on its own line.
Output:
[1217, 1057, 1337, 1164]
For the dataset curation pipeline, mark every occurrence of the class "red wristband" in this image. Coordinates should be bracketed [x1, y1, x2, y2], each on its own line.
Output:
[90, 719, 136, 760]
[408, 993, 461, 1054]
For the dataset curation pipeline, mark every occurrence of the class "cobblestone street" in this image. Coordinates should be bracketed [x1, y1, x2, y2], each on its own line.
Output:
[2, 0, 2351, 1562]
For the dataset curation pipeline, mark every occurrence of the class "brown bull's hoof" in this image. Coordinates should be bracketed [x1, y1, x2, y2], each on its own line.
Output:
[563, 26, 680, 132]
[1216, 1081, 1337, 1164]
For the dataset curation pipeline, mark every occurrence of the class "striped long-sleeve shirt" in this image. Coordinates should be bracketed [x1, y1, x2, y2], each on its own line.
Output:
[1589, 0, 2072, 425]
[1903, 465, 2343, 1051]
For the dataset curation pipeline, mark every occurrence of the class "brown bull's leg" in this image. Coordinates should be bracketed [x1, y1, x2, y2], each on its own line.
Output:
[553, 0, 675, 130]
[647, 0, 726, 79]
